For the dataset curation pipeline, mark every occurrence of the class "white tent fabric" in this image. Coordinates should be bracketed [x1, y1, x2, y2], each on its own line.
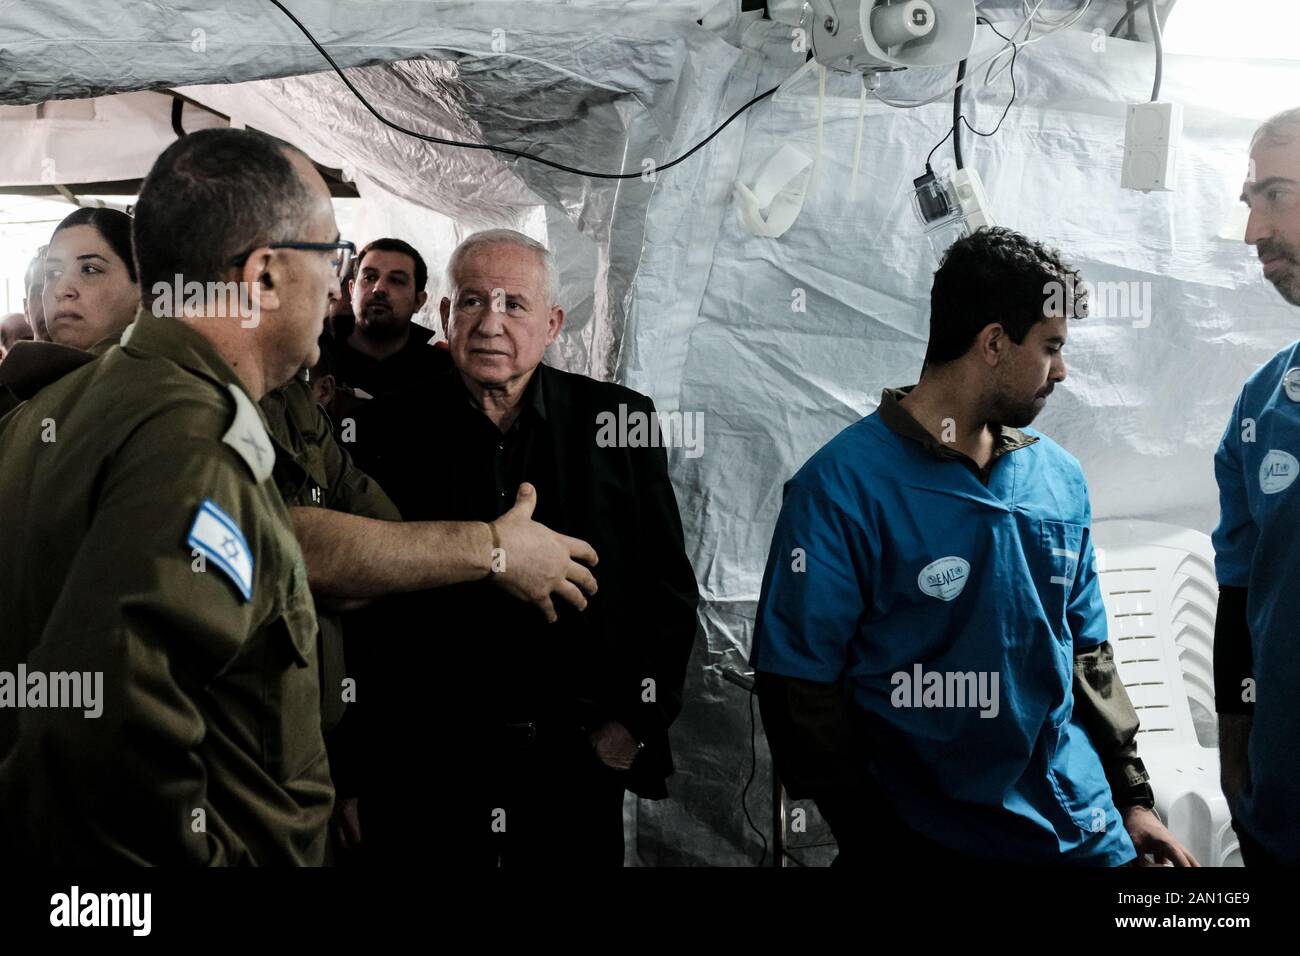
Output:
[3, 1, 1298, 865]
[0, 91, 226, 185]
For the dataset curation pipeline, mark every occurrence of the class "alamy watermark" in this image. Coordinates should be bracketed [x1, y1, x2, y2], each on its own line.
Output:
[0, 666, 103, 718]
[150, 275, 261, 328]
[890, 664, 1000, 718]
[50, 886, 150, 936]
[1043, 277, 1153, 328]
[595, 403, 704, 459]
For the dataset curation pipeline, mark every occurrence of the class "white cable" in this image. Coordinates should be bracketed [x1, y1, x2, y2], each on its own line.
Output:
[870, 42, 1015, 108]
[873, 0, 1090, 109]
[850, 73, 867, 197]
[985, 0, 1089, 85]
[982, 1, 1043, 86]
[872, 4, 1040, 108]
[811, 64, 827, 196]
[1025, 0, 1091, 29]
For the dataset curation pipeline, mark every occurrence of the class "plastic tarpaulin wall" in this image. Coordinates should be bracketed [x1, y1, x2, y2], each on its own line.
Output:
[4, 1, 1299, 866]
[0, 0, 752, 382]
[0, 90, 227, 185]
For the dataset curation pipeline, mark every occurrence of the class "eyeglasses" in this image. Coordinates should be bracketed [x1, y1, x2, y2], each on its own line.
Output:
[228, 240, 355, 279]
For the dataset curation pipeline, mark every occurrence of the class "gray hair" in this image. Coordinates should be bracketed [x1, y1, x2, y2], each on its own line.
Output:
[1252, 107, 1300, 151]
[444, 229, 559, 306]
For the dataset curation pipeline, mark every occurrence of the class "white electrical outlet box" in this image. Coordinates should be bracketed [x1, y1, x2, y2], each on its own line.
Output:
[953, 167, 992, 231]
[1122, 101, 1183, 192]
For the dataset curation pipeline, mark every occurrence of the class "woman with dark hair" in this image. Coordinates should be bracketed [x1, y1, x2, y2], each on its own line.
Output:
[42, 206, 140, 351]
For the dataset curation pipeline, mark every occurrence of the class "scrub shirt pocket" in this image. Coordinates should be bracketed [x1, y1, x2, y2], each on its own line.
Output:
[1034, 519, 1085, 637]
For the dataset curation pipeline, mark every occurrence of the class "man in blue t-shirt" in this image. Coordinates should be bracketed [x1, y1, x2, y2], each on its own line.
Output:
[1213, 107, 1300, 867]
[752, 227, 1196, 866]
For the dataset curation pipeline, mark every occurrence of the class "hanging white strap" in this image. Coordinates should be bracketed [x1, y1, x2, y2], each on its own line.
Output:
[850, 73, 868, 197]
[732, 142, 814, 238]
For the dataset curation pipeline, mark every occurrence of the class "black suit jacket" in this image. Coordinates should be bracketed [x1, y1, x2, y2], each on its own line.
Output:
[351, 363, 699, 799]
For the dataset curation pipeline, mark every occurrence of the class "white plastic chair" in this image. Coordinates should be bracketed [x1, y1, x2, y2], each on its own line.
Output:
[1091, 519, 1240, 867]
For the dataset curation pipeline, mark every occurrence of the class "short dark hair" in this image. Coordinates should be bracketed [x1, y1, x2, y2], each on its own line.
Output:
[132, 128, 318, 298]
[925, 227, 1086, 366]
[356, 237, 427, 293]
[51, 208, 137, 284]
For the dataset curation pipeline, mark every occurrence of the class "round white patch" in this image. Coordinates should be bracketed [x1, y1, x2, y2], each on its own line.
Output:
[1284, 367, 1300, 402]
[917, 556, 970, 601]
[1260, 449, 1300, 495]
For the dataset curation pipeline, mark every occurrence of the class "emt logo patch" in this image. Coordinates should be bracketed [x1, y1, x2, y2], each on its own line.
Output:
[1284, 367, 1300, 403]
[1259, 449, 1299, 495]
[188, 498, 254, 601]
[917, 556, 970, 602]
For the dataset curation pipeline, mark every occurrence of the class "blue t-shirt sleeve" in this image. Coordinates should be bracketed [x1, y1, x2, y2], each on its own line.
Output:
[1067, 483, 1109, 650]
[1212, 391, 1256, 588]
[750, 473, 871, 682]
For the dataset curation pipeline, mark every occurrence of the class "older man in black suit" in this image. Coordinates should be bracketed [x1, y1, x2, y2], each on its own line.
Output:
[351, 229, 698, 867]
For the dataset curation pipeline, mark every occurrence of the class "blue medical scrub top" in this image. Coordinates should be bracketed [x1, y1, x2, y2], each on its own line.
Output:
[1213, 341, 1300, 865]
[751, 399, 1135, 865]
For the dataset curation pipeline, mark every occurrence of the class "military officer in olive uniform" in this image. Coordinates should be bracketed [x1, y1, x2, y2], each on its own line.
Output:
[0, 129, 340, 864]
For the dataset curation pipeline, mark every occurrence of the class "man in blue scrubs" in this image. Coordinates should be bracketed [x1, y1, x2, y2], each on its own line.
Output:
[1213, 107, 1300, 867]
[752, 227, 1196, 866]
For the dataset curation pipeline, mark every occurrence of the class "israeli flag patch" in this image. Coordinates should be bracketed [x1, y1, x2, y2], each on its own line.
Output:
[188, 498, 254, 602]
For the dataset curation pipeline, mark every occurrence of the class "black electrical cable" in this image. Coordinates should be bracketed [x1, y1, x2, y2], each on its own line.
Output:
[265, 0, 778, 181]
[1110, 0, 1139, 38]
[952, 58, 967, 170]
[740, 680, 769, 867]
[959, 18, 1018, 140]
[1147, 0, 1164, 102]
[925, 126, 955, 170]
[926, 18, 1017, 172]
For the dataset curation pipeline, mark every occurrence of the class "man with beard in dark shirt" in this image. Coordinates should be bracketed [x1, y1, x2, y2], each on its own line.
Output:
[332, 237, 450, 397]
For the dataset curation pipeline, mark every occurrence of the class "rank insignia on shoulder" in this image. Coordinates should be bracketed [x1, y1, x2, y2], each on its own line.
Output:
[188, 497, 254, 602]
[222, 383, 274, 483]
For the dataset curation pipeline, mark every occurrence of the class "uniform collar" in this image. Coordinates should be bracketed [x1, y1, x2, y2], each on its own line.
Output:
[878, 385, 1038, 463]
[0, 339, 96, 399]
[0, 319, 180, 400]
[261, 378, 329, 499]
[120, 307, 252, 397]
[122, 309, 278, 482]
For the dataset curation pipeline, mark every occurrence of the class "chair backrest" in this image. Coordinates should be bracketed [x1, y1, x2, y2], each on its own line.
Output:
[1090, 520, 1218, 753]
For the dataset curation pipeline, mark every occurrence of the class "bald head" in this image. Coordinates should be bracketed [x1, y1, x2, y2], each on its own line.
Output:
[1245, 108, 1300, 307]
[1252, 108, 1300, 152]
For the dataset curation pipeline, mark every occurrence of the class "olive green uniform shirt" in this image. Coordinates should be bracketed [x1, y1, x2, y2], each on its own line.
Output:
[0, 309, 332, 865]
[258, 376, 400, 737]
